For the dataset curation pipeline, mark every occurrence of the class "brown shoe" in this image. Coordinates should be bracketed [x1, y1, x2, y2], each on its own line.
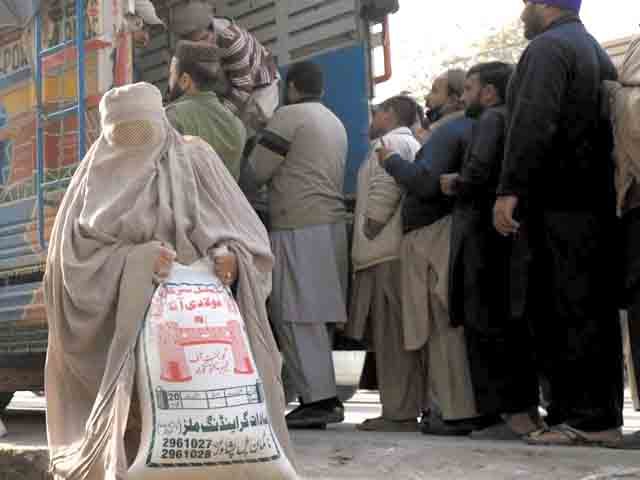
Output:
[356, 416, 418, 432]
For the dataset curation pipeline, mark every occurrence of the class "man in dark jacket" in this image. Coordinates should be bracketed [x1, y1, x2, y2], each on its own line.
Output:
[493, 0, 624, 445]
[377, 70, 482, 435]
[441, 62, 542, 438]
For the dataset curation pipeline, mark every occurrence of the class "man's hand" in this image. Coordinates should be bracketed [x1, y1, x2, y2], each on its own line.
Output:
[440, 173, 461, 196]
[133, 29, 150, 48]
[493, 195, 520, 236]
[376, 138, 395, 168]
[414, 126, 431, 144]
[154, 245, 176, 281]
[364, 218, 385, 240]
[213, 247, 238, 286]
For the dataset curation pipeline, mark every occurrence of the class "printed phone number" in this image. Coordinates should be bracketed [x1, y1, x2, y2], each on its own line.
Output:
[161, 438, 215, 460]
[161, 448, 213, 460]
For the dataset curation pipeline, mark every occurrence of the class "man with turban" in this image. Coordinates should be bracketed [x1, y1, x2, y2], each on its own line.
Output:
[493, 0, 624, 445]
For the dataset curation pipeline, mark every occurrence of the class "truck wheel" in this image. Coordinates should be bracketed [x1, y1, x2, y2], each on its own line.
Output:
[0, 392, 14, 412]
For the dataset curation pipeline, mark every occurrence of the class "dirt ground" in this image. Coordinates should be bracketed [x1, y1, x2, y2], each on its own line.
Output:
[292, 426, 640, 480]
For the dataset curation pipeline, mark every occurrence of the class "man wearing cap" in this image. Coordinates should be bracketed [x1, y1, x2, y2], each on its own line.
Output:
[126, 0, 166, 48]
[346, 95, 421, 432]
[493, 0, 624, 446]
[376, 69, 484, 435]
[171, 1, 279, 130]
[165, 40, 247, 180]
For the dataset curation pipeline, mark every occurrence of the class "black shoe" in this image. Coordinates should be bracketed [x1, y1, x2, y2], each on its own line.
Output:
[420, 411, 472, 436]
[286, 398, 345, 429]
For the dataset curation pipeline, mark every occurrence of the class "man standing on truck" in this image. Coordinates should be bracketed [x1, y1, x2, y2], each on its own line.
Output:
[243, 61, 349, 429]
[170, 1, 280, 130]
[127, 0, 166, 48]
[493, 0, 624, 446]
[165, 40, 247, 180]
[347, 95, 422, 432]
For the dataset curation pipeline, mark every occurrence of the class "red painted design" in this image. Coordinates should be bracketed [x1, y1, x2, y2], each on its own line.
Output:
[42, 39, 111, 72]
[114, 32, 132, 87]
[157, 320, 254, 383]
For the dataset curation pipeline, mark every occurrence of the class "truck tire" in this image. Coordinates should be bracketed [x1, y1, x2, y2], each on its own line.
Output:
[0, 392, 14, 412]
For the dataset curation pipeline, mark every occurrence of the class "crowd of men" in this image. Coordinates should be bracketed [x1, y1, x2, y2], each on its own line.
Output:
[140, 0, 640, 448]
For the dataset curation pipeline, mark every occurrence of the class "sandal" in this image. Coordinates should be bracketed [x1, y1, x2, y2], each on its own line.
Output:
[524, 424, 616, 447]
[604, 431, 640, 450]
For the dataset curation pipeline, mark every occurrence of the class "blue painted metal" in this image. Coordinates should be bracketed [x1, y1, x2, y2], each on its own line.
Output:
[44, 104, 79, 121]
[41, 179, 70, 189]
[39, 40, 76, 58]
[34, 0, 87, 251]
[76, 0, 87, 160]
[34, 11, 45, 251]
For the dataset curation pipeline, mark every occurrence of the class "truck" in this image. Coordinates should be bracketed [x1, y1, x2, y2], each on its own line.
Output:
[0, 0, 398, 409]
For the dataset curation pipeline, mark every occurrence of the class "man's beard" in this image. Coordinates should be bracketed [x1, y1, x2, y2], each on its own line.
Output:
[524, 23, 539, 40]
[465, 100, 485, 119]
[426, 105, 444, 123]
[523, 11, 545, 40]
[165, 83, 186, 104]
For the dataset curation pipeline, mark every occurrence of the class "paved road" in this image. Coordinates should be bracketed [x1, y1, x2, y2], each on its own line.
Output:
[2, 391, 640, 479]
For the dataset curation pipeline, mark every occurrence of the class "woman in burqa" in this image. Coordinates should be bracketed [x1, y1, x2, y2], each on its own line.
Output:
[43, 82, 294, 479]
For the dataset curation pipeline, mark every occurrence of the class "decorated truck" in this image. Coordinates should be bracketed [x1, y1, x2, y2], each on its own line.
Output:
[0, 0, 397, 407]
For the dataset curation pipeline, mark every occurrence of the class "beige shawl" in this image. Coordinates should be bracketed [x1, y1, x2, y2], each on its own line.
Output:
[44, 82, 293, 479]
[606, 36, 640, 214]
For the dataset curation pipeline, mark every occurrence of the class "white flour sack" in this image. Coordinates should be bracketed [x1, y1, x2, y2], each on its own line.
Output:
[129, 260, 297, 480]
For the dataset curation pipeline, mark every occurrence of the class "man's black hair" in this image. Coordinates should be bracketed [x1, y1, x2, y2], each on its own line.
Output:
[467, 61, 514, 103]
[173, 41, 220, 88]
[380, 95, 420, 129]
[174, 57, 214, 87]
[286, 61, 324, 97]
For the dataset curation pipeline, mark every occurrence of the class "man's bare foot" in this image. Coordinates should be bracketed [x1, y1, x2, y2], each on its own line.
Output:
[525, 424, 622, 446]
[501, 412, 539, 436]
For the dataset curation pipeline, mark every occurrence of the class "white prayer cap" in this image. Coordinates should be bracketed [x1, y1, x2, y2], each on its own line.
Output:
[134, 0, 165, 26]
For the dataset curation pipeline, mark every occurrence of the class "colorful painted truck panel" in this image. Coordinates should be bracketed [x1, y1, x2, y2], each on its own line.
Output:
[0, 1, 131, 375]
